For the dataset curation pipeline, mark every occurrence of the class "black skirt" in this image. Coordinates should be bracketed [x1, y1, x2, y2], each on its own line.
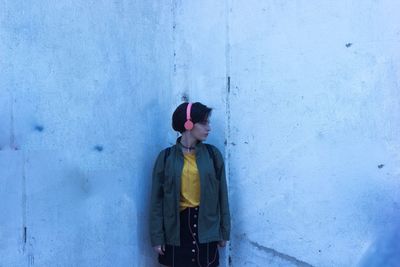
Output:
[158, 207, 219, 267]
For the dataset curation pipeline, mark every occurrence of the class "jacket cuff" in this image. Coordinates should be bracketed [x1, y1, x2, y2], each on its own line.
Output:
[151, 235, 165, 247]
[220, 228, 230, 241]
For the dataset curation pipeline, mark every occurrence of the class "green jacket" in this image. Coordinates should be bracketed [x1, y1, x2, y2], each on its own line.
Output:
[150, 138, 231, 246]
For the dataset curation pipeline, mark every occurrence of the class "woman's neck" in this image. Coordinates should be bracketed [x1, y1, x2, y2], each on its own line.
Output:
[180, 133, 197, 150]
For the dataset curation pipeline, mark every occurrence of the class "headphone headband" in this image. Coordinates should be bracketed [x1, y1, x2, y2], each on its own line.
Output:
[184, 102, 194, 130]
[186, 102, 192, 121]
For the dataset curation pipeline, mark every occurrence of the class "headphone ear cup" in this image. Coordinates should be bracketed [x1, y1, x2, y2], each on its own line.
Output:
[184, 120, 194, 130]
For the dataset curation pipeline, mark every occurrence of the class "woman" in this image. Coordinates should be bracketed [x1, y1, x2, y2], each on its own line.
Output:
[150, 102, 231, 267]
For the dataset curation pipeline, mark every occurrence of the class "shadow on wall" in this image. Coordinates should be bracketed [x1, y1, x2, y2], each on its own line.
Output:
[358, 224, 400, 267]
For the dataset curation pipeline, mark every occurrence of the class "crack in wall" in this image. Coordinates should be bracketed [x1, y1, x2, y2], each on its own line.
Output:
[246, 238, 315, 267]
[22, 152, 27, 252]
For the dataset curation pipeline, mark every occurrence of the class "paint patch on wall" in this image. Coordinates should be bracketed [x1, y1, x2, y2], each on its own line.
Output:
[94, 145, 104, 152]
[34, 125, 44, 132]
[181, 93, 189, 102]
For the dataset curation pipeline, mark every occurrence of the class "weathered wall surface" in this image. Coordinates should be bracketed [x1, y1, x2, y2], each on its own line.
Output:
[1, 1, 173, 266]
[172, 0, 400, 267]
[227, 1, 400, 266]
[1, 0, 400, 267]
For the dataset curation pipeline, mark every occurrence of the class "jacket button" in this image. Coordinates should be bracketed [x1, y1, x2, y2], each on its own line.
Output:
[192, 259, 195, 262]
[193, 241, 196, 244]
[193, 224, 197, 228]
[194, 214, 197, 218]
[192, 249, 195, 253]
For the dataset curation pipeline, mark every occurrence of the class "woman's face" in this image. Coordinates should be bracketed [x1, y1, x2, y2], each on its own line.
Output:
[190, 119, 211, 141]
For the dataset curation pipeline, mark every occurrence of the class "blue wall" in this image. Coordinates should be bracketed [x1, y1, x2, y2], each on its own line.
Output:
[1, 1, 400, 266]
[1, 1, 173, 266]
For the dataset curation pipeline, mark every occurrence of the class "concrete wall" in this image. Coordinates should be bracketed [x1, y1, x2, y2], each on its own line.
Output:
[227, 1, 400, 266]
[1, 0, 400, 267]
[1, 1, 173, 266]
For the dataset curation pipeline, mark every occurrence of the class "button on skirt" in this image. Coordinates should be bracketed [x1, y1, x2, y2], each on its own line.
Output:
[158, 207, 219, 267]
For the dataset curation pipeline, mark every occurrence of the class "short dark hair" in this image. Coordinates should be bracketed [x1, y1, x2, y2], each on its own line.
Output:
[172, 102, 212, 133]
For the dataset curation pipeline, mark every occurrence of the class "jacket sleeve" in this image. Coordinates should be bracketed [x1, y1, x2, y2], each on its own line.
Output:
[149, 150, 166, 246]
[214, 146, 231, 241]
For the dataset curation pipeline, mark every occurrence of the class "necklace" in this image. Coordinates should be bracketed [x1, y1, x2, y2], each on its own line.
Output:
[180, 142, 195, 151]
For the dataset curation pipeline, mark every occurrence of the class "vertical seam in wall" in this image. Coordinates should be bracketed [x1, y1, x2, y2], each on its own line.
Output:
[172, 0, 177, 100]
[22, 151, 27, 253]
[224, 0, 231, 169]
[224, 0, 231, 266]
[9, 91, 15, 150]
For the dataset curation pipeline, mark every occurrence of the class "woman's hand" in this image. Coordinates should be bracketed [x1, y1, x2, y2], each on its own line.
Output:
[153, 245, 165, 255]
[218, 240, 227, 247]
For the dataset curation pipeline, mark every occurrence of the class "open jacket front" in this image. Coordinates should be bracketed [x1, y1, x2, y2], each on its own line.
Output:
[150, 138, 231, 246]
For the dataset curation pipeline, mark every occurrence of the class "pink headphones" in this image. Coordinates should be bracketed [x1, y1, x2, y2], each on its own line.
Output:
[184, 102, 194, 130]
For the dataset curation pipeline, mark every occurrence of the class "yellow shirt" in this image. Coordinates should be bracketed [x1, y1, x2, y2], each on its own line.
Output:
[180, 152, 200, 210]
